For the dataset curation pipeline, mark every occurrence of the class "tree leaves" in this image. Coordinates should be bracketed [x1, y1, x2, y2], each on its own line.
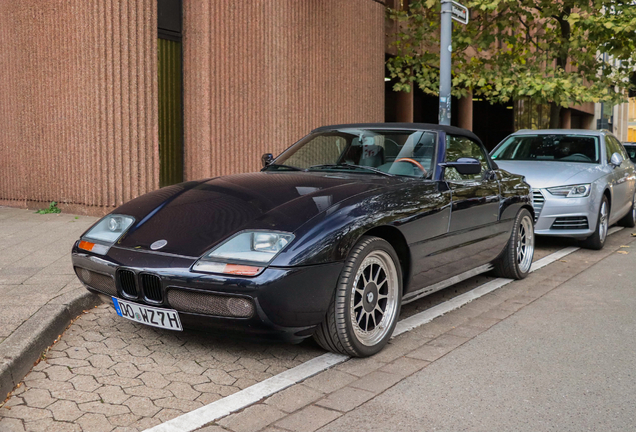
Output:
[386, 0, 636, 109]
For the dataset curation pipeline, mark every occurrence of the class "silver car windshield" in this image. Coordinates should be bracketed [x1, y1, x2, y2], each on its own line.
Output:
[268, 129, 437, 178]
[492, 134, 600, 164]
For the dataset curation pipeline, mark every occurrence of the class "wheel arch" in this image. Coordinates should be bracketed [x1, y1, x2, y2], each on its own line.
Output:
[360, 225, 411, 294]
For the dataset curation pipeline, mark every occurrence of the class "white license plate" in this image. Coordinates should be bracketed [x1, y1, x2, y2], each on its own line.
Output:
[112, 297, 182, 331]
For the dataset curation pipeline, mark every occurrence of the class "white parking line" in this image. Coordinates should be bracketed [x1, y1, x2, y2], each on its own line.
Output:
[146, 228, 624, 432]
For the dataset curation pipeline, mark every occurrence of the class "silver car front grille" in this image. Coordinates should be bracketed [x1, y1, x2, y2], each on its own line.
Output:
[531, 190, 545, 222]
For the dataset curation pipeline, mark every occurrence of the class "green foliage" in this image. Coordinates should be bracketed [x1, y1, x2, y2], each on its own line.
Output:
[387, 0, 636, 108]
[35, 201, 61, 214]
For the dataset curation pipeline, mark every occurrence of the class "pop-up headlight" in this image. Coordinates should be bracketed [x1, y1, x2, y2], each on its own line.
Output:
[78, 214, 135, 255]
[192, 231, 294, 276]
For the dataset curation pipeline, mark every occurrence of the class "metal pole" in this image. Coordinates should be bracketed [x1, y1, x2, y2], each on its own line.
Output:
[438, 0, 452, 125]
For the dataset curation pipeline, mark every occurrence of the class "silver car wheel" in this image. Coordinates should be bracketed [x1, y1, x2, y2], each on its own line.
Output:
[599, 200, 608, 243]
[517, 214, 534, 273]
[350, 251, 399, 347]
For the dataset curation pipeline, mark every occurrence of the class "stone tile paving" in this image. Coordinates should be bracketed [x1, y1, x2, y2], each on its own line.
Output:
[0, 304, 324, 431]
[0, 207, 97, 344]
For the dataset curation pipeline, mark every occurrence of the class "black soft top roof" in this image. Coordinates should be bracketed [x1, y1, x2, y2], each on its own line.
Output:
[312, 123, 483, 146]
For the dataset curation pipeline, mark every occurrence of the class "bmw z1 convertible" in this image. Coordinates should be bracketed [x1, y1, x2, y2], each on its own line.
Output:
[72, 123, 534, 357]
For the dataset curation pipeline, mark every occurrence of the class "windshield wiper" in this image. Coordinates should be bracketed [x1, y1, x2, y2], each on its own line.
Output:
[307, 163, 393, 177]
[263, 163, 302, 171]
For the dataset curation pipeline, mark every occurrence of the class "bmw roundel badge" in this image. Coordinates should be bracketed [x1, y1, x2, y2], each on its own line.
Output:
[150, 239, 168, 250]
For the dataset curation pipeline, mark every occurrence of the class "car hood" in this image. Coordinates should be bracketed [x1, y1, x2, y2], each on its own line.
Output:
[112, 172, 391, 257]
[494, 160, 605, 189]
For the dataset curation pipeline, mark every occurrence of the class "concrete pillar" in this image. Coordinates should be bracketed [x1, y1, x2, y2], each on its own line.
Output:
[458, 91, 473, 131]
[395, 90, 413, 123]
[560, 109, 572, 129]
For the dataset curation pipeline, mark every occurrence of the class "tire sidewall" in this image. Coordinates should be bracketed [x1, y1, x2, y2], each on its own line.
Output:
[340, 237, 403, 357]
[511, 208, 534, 279]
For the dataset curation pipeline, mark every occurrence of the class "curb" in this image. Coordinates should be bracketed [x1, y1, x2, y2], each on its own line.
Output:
[0, 290, 102, 400]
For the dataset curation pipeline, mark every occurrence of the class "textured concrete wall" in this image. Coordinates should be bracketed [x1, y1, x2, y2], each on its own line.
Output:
[0, 0, 159, 215]
[182, 0, 385, 180]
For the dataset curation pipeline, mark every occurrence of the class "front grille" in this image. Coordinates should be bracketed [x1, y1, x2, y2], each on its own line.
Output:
[140, 274, 163, 302]
[118, 269, 138, 297]
[167, 289, 255, 318]
[532, 190, 545, 222]
[75, 267, 117, 296]
[551, 216, 589, 230]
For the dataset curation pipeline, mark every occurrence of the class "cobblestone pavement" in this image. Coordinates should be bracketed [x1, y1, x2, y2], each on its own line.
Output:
[0, 223, 612, 432]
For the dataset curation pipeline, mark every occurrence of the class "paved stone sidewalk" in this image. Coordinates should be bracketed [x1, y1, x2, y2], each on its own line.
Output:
[0, 206, 100, 398]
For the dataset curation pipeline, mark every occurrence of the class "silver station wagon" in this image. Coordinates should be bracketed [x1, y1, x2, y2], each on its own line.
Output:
[491, 129, 636, 249]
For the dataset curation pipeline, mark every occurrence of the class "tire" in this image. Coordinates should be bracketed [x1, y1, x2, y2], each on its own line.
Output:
[618, 192, 636, 228]
[313, 236, 402, 357]
[492, 208, 534, 280]
[581, 195, 610, 250]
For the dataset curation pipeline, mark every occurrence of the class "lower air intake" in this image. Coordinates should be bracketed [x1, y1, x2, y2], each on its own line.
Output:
[167, 289, 255, 318]
[75, 267, 117, 296]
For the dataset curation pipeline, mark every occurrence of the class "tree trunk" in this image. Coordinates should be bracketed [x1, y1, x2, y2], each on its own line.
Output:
[549, 103, 561, 129]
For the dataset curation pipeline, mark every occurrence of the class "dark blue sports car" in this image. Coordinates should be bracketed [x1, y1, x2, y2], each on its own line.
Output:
[72, 123, 533, 357]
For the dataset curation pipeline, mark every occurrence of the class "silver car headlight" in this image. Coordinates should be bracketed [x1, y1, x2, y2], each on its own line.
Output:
[546, 184, 591, 198]
[192, 231, 294, 276]
[79, 214, 135, 255]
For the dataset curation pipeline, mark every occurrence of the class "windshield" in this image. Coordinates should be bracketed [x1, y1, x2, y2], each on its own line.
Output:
[624, 144, 636, 163]
[491, 134, 600, 164]
[268, 129, 437, 178]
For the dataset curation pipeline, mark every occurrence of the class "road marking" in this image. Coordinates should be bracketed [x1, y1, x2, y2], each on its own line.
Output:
[145, 228, 624, 432]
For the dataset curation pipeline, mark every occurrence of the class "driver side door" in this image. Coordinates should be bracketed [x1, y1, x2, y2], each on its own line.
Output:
[444, 135, 504, 273]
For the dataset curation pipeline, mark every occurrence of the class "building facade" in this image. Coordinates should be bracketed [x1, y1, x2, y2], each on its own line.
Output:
[0, 0, 384, 215]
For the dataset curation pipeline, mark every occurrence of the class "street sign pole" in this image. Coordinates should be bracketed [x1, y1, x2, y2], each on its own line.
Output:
[438, 0, 452, 126]
[439, 0, 468, 126]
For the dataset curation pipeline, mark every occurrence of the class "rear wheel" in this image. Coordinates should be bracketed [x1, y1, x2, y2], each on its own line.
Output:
[581, 196, 609, 250]
[618, 192, 636, 228]
[313, 236, 402, 357]
[493, 208, 534, 279]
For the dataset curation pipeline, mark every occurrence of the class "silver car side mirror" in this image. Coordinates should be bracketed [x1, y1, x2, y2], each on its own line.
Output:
[610, 152, 623, 168]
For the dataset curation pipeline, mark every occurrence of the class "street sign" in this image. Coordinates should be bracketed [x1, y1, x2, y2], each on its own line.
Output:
[451, 1, 469, 25]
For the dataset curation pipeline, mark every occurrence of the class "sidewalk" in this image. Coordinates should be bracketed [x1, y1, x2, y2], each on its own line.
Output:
[0, 207, 101, 399]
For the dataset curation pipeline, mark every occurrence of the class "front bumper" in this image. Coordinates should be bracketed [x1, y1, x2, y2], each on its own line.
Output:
[532, 189, 597, 238]
[71, 244, 343, 341]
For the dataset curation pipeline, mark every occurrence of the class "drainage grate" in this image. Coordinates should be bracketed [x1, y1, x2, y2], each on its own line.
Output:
[118, 269, 138, 297]
[141, 274, 163, 302]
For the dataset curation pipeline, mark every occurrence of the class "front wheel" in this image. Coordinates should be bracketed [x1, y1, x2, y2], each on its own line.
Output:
[313, 236, 402, 357]
[492, 208, 534, 279]
[581, 196, 609, 250]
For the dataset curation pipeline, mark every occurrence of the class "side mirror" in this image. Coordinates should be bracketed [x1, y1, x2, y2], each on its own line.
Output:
[610, 152, 623, 168]
[440, 157, 482, 175]
[261, 153, 274, 168]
